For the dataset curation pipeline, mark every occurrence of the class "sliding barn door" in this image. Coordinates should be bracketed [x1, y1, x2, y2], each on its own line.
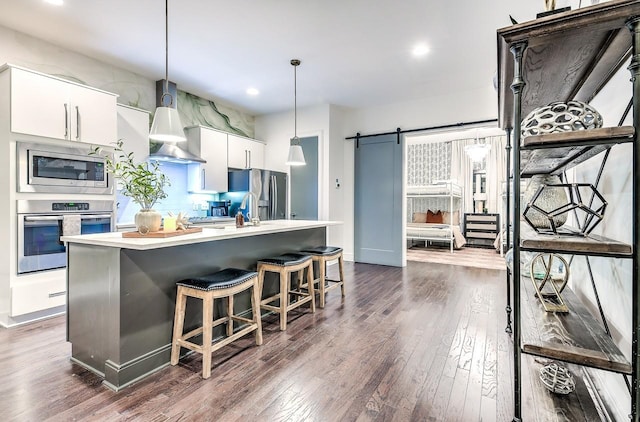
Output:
[354, 134, 405, 267]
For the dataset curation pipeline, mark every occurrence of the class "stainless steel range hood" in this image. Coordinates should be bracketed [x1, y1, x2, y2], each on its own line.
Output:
[148, 142, 206, 164]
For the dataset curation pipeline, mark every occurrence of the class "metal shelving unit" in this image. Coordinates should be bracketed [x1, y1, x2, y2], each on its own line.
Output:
[497, 1, 640, 420]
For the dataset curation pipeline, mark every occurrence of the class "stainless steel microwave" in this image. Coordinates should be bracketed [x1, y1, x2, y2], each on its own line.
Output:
[17, 141, 112, 194]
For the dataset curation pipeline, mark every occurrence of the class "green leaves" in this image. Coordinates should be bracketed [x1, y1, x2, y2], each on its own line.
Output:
[90, 139, 170, 210]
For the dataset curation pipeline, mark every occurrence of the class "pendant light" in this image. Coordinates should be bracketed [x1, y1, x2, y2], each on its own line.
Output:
[286, 59, 306, 166]
[149, 0, 186, 143]
[464, 130, 491, 162]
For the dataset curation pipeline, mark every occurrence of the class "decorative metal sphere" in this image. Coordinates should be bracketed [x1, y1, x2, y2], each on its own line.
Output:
[539, 363, 576, 395]
[521, 100, 603, 137]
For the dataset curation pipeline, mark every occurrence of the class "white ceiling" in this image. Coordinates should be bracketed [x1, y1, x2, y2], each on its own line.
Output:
[0, 0, 542, 116]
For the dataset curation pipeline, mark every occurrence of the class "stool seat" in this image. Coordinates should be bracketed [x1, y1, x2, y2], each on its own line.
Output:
[301, 246, 343, 256]
[258, 253, 312, 267]
[178, 268, 258, 291]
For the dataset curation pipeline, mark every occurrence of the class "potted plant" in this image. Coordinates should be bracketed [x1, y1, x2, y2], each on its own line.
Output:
[91, 139, 170, 233]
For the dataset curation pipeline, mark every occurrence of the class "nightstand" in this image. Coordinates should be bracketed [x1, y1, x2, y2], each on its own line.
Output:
[464, 213, 500, 248]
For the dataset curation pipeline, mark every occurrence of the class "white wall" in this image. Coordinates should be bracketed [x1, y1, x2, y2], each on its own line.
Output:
[571, 62, 633, 420]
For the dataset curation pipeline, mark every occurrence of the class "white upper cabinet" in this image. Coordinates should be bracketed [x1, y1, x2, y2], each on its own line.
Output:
[186, 126, 228, 193]
[9, 67, 117, 146]
[117, 104, 150, 164]
[69, 83, 117, 146]
[228, 134, 265, 169]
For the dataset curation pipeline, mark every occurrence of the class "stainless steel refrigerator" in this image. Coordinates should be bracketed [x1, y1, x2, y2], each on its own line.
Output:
[227, 169, 287, 220]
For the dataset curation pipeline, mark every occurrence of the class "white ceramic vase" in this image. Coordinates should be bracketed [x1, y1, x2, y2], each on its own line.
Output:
[135, 209, 162, 234]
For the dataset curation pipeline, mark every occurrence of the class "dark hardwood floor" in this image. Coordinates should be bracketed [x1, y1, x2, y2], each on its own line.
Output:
[0, 261, 513, 421]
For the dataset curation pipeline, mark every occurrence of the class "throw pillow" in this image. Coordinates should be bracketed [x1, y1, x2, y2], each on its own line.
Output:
[427, 210, 443, 223]
[412, 212, 427, 223]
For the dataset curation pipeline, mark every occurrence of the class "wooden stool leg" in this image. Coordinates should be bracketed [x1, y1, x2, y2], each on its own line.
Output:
[227, 294, 234, 337]
[201, 295, 214, 379]
[171, 286, 188, 365]
[308, 261, 316, 313]
[280, 268, 288, 331]
[251, 278, 263, 345]
[339, 254, 346, 297]
[318, 257, 326, 308]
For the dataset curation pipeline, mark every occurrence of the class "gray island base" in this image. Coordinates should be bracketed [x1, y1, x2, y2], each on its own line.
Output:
[63, 220, 338, 391]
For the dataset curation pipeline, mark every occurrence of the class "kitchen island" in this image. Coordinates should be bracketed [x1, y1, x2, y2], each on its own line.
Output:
[62, 220, 339, 391]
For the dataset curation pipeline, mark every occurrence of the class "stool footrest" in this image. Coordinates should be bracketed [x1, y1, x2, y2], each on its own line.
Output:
[177, 323, 258, 355]
[261, 295, 314, 313]
[231, 315, 254, 325]
[287, 290, 311, 296]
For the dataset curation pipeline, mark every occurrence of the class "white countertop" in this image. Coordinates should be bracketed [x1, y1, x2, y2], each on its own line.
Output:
[62, 220, 341, 251]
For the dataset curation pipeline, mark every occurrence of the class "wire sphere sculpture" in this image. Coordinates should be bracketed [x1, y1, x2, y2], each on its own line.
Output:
[539, 363, 576, 395]
[521, 100, 603, 137]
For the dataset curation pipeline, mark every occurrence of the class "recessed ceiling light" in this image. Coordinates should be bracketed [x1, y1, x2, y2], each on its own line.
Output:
[44, 0, 64, 5]
[412, 43, 430, 57]
[246, 87, 259, 96]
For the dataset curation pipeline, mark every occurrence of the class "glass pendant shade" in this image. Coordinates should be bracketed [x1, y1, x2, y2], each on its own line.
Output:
[464, 143, 491, 162]
[286, 142, 305, 166]
[150, 106, 186, 143]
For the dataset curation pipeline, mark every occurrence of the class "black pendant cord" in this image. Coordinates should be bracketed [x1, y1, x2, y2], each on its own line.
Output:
[290, 59, 301, 144]
[164, 0, 169, 92]
[505, 127, 513, 335]
[161, 0, 172, 107]
[294, 63, 297, 138]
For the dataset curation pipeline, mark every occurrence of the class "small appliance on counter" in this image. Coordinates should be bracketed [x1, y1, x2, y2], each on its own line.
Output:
[208, 200, 230, 217]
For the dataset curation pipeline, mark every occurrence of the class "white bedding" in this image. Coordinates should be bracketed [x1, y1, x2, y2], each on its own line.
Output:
[406, 223, 466, 248]
[406, 183, 462, 196]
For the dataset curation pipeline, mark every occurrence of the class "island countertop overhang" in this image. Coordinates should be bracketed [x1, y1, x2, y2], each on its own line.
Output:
[61, 219, 341, 251]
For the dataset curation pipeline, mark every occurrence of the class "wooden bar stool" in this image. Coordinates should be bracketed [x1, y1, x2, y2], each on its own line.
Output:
[258, 253, 315, 331]
[170, 268, 262, 379]
[301, 246, 345, 308]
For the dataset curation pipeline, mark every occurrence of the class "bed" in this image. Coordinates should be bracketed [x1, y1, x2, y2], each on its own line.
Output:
[406, 181, 465, 253]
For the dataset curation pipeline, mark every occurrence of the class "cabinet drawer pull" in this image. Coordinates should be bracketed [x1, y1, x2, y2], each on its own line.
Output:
[49, 291, 66, 298]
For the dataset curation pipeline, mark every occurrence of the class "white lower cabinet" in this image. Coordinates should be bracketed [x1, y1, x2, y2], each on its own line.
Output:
[11, 276, 66, 317]
[186, 126, 228, 193]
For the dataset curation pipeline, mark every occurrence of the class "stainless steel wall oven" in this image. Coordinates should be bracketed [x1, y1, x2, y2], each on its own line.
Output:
[17, 141, 112, 194]
[17, 200, 114, 274]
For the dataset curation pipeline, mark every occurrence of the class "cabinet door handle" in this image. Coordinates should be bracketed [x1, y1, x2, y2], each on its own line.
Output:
[248, 150, 252, 168]
[49, 291, 66, 298]
[75, 106, 80, 141]
[202, 168, 205, 190]
[64, 103, 69, 139]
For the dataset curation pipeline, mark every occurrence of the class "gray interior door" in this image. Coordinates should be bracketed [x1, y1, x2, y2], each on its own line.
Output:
[290, 136, 318, 220]
[354, 134, 404, 266]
